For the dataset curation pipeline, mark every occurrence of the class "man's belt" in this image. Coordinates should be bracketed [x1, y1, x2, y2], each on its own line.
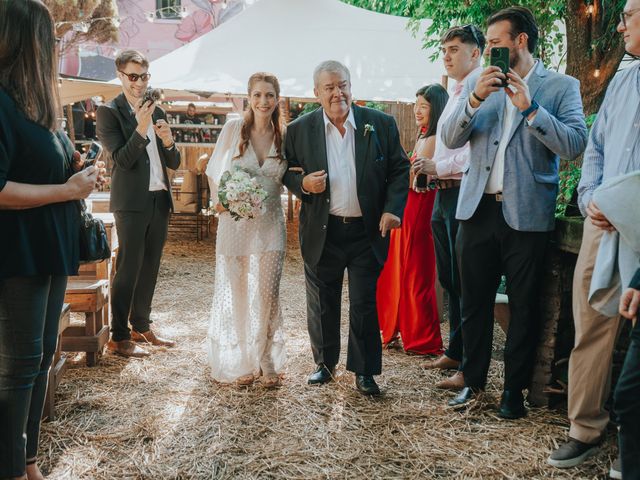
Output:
[484, 193, 503, 202]
[329, 214, 363, 224]
[436, 179, 461, 190]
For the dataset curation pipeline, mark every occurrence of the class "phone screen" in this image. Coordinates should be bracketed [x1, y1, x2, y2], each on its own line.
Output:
[84, 142, 102, 166]
[490, 47, 510, 87]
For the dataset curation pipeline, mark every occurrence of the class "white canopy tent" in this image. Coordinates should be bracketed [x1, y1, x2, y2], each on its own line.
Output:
[148, 0, 443, 102]
[58, 77, 121, 106]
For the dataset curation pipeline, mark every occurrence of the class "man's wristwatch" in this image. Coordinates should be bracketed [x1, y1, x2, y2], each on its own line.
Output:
[521, 100, 539, 118]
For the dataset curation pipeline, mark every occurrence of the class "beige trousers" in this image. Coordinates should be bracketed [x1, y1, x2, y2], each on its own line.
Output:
[568, 220, 623, 444]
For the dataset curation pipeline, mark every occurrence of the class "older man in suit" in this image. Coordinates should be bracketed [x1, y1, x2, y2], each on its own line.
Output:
[442, 7, 588, 416]
[283, 60, 409, 395]
[97, 50, 180, 357]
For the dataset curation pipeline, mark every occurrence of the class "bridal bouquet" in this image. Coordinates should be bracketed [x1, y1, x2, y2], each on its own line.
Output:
[217, 166, 268, 221]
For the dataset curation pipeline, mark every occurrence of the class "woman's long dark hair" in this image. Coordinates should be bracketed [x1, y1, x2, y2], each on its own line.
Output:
[415, 84, 449, 139]
[0, 0, 60, 130]
[237, 72, 284, 161]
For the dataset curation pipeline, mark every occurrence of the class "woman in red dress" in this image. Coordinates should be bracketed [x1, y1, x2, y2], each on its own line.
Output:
[377, 84, 449, 355]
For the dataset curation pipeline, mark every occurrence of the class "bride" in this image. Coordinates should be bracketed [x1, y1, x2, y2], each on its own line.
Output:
[206, 72, 287, 387]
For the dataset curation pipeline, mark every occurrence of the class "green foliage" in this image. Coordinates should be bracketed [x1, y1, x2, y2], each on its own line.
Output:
[555, 162, 582, 217]
[365, 101, 387, 112]
[344, 0, 567, 66]
[300, 102, 320, 116]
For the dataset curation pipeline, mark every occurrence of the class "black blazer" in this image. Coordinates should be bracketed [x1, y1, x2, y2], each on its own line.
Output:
[96, 93, 181, 212]
[283, 104, 409, 267]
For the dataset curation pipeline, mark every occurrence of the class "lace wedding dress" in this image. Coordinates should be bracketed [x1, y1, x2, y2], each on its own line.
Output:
[205, 118, 287, 382]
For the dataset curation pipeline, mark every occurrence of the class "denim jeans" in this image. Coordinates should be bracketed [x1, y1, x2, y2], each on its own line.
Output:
[614, 321, 640, 480]
[0, 275, 67, 478]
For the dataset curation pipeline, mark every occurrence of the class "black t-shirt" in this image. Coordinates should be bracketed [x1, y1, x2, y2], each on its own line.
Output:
[183, 113, 202, 124]
[0, 89, 79, 279]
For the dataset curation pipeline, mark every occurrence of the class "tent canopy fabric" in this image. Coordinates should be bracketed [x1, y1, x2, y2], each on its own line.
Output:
[148, 0, 442, 102]
[58, 77, 121, 106]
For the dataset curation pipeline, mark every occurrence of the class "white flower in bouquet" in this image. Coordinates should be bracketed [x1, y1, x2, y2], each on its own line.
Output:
[218, 166, 269, 221]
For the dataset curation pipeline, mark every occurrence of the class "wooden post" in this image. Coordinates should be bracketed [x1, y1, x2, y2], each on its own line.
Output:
[66, 104, 76, 144]
[282, 98, 295, 223]
[441, 75, 449, 90]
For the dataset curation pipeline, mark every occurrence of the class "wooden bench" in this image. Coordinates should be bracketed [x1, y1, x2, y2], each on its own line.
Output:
[43, 303, 71, 421]
[61, 279, 109, 367]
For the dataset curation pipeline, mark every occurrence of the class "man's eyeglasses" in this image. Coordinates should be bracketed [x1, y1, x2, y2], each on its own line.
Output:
[461, 24, 482, 50]
[620, 7, 640, 28]
[118, 71, 151, 83]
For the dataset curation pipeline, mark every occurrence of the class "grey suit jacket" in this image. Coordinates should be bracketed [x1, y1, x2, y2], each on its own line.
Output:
[442, 61, 588, 232]
[96, 93, 181, 212]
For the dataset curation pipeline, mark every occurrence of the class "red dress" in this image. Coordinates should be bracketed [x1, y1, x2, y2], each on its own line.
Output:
[376, 152, 442, 355]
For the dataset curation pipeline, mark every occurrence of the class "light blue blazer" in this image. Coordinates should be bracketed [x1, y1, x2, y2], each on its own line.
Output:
[442, 61, 588, 232]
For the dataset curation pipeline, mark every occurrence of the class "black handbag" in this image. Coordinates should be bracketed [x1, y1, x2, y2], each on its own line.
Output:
[77, 199, 111, 264]
[55, 131, 111, 263]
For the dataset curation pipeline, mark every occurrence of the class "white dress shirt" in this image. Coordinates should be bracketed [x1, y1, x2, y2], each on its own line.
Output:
[483, 62, 537, 194]
[433, 66, 482, 180]
[129, 102, 167, 191]
[323, 109, 362, 217]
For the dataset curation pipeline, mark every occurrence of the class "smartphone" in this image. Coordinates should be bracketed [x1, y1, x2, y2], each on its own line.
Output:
[84, 141, 103, 167]
[490, 47, 510, 87]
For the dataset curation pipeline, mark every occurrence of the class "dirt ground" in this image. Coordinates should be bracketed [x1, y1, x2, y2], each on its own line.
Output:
[39, 220, 617, 479]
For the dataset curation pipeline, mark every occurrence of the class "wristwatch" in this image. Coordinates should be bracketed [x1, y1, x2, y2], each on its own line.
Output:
[521, 100, 539, 118]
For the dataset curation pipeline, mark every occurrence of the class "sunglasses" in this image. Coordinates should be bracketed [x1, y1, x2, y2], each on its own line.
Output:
[118, 71, 151, 83]
[461, 24, 482, 49]
[620, 7, 640, 28]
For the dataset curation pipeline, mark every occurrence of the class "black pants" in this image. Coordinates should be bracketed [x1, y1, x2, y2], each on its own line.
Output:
[111, 191, 170, 341]
[457, 195, 549, 391]
[431, 187, 462, 363]
[0, 275, 67, 478]
[614, 321, 640, 480]
[304, 216, 383, 375]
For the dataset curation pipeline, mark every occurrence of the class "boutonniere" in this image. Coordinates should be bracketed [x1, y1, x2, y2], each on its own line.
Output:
[364, 123, 375, 137]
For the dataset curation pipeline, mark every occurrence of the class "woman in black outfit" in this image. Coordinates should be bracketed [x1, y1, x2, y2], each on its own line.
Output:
[0, 1, 101, 479]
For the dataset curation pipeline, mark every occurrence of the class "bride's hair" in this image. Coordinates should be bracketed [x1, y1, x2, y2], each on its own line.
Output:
[237, 72, 284, 161]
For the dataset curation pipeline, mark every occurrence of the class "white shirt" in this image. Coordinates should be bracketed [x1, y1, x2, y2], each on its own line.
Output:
[433, 66, 482, 180]
[129, 102, 167, 191]
[323, 109, 362, 217]
[484, 62, 537, 194]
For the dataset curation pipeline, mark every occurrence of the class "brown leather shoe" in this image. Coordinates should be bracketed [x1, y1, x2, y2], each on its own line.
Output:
[436, 371, 465, 390]
[424, 354, 460, 370]
[107, 339, 150, 358]
[131, 329, 176, 347]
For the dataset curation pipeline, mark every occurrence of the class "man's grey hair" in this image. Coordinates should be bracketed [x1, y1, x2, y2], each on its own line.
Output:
[313, 60, 351, 87]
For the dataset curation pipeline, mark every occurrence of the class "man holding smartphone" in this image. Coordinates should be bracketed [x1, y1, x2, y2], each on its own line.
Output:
[97, 50, 180, 357]
[442, 6, 588, 417]
[416, 24, 485, 391]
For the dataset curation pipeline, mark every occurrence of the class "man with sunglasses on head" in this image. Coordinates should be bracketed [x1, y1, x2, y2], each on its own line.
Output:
[97, 50, 180, 357]
[418, 24, 484, 391]
[548, 2, 640, 477]
[442, 6, 587, 417]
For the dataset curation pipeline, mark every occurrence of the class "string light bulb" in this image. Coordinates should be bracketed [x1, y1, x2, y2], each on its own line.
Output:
[593, 68, 601, 78]
[586, 4, 594, 15]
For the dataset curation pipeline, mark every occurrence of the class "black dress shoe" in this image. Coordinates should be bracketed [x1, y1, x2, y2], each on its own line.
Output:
[355, 375, 380, 395]
[447, 386, 480, 408]
[307, 364, 334, 385]
[498, 390, 526, 419]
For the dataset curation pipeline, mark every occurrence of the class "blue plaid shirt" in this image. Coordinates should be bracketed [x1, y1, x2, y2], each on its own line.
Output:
[578, 64, 640, 216]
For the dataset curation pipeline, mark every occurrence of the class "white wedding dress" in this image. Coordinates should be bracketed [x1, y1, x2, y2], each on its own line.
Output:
[205, 118, 287, 382]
